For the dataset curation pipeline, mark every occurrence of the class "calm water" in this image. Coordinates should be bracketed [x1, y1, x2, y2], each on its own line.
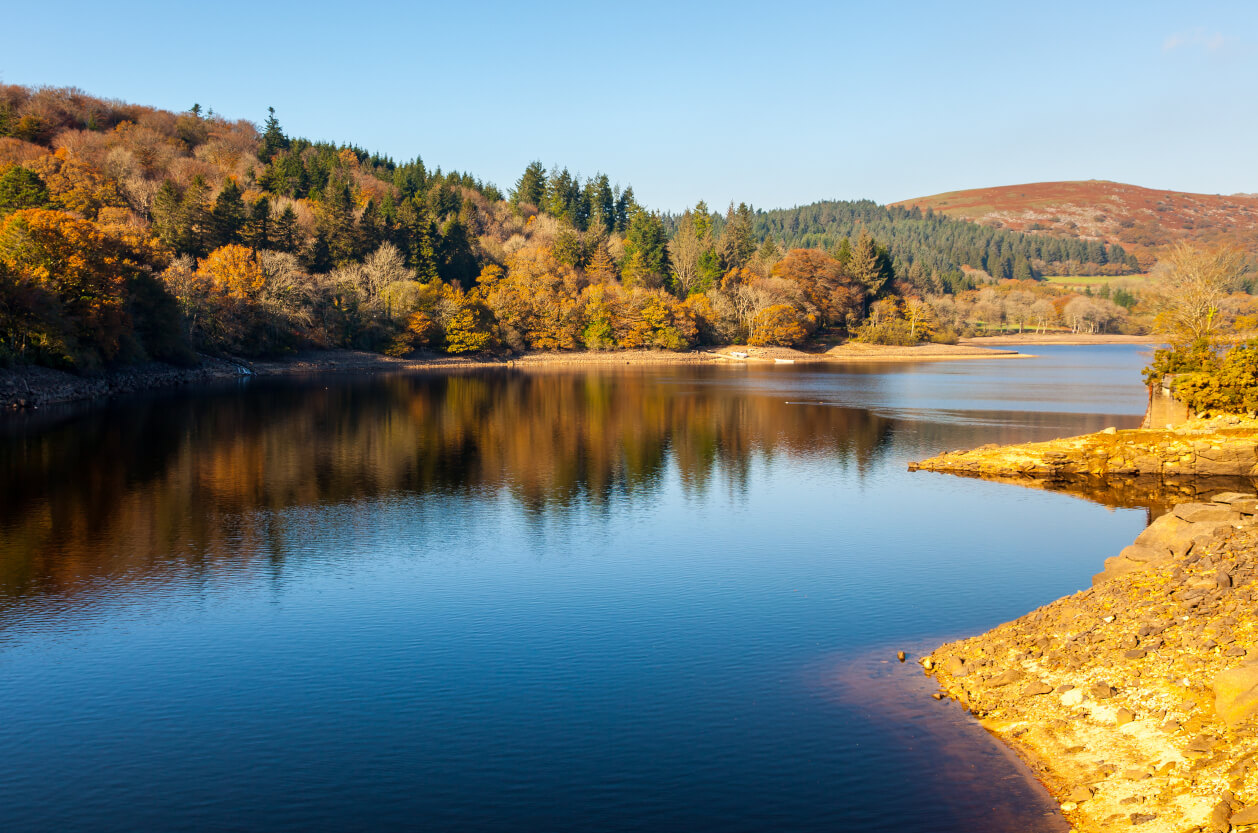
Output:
[0, 346, 1153, 832]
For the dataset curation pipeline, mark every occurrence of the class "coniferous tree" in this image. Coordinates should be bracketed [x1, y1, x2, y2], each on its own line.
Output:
[273, 204, 300, 253]
[210, 180, 247, 247]
[259, 107, 290, 164]
[512, 161, 546, 208]
[0, 167, 51, 215]
[243, 196, 271, 250]
[438, 216, 478, 286]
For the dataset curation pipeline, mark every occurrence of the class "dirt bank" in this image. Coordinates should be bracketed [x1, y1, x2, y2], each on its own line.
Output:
[926, 493, 1258, 833]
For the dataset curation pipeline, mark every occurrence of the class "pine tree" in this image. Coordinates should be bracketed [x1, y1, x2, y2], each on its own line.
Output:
[243, 196, 271, 250]
[849, 230, 889, 304]
[0, 166, 51, 214]
[438, 215, 478, 286]
[512, 161, 546, 208]
[210, 180, 247, 247]
[259, 107, 289, 164]
[273, 205, 300, 253]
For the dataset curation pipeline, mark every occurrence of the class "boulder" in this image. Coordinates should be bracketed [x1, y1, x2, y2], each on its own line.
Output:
[1119, 544, 1170, 564]
[1173, 502, 1243, 524]
[1213, 664, 1258, 728]
[1232, 806, 1258, 826]
[1134, 513, 1197, 555]
[944, 656, 968, 677]
[1210, 492, 1255, 505]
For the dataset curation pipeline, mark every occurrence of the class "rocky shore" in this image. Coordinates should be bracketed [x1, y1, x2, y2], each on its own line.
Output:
[911, 418, 1258, 480]
[926, 493, 1258, 833]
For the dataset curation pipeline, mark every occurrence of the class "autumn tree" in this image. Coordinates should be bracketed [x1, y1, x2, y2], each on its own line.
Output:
[1150, 243, 1248, 344]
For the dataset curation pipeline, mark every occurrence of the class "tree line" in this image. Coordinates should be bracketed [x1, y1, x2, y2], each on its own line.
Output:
[0, 84, 1161, 370]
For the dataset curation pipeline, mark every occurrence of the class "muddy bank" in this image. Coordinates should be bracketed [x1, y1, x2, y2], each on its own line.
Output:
[926, 494, 1258, 833]
[1, 342, 1029, 410]
[911, 417, 1258, 480]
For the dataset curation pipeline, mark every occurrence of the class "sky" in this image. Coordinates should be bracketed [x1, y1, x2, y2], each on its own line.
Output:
[2, 0, 1256, 212]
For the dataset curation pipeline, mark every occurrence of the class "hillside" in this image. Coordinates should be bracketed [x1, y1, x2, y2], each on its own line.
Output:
[892, 180, 1258, 267]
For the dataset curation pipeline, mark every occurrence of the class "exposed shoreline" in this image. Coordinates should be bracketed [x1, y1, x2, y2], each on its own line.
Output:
[962, 334, 1163, 346]
[0, 342, 1027, 411]
[924, 494, 1258, 833]
[912, 420, 1258, 832]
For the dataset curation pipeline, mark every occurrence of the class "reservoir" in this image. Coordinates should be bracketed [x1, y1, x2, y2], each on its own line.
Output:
[0, 346, 1151, 832]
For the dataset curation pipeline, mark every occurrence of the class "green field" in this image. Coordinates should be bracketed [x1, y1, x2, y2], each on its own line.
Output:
[1044, 274, 1151, 288]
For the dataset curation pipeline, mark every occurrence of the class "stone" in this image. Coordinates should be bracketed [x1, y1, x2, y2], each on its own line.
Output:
[1119, 544, 1171, 563]
[944, 656, 968, 677]
[1210, 492, 1254, 505]
[1117, 707, 1135, 726]
[1232, 806, 1258, 826]
[1066, 785, 1094, 803]
[1134, 512, 1198, 555]
[1213, 663, 1258, 727]
[1173, 502, 1243, 524]
[897, 650, 906, 662]
[1061, 689, 1084, 706]
[1089, 682, 1116, 700]
[988, 669, 1023, 687]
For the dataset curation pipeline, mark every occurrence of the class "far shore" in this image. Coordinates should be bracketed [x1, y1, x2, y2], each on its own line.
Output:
[962, 333, 1162, 346]
[0, 342, 1030, 411]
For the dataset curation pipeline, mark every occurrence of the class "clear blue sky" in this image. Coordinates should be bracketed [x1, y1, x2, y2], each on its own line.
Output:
[3, 0, 1255, 211]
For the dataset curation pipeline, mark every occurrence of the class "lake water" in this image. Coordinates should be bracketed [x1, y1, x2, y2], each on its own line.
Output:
[0, 346, 1154, 832]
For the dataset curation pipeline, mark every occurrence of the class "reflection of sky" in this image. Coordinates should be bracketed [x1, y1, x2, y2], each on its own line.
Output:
[0, 345, 1155, 833]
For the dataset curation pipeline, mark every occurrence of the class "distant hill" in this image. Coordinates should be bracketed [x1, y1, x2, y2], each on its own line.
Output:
[891, 180, 1258, 268]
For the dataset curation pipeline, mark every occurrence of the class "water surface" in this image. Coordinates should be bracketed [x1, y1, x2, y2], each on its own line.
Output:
[0, 345, 1152, 832]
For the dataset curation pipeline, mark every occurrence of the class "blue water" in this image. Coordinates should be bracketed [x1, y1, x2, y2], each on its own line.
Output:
[0, 345, 1153, 832]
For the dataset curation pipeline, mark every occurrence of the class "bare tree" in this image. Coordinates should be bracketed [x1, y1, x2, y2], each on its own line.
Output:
[1150, 243, 1247, 343]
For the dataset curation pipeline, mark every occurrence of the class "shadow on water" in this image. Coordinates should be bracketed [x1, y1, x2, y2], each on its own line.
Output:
[917, 469, 1258, 522]
[823, 644, 1068, 833]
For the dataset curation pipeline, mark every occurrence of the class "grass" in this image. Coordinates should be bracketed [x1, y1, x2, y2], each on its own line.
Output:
[1044, 274, 1151, 287]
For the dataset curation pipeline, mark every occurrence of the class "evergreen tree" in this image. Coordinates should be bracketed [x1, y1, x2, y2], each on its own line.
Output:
[259, 107, 290, 164]
[621, 211, 670, 288]
[512, 161, 546, 208]
[849, 230, 890, 305]
[438, 216, 478, 286]
[243, 196, 271, 250]
[210, 180, 247, 247]
[0, 166, 51, 215]
[273, 204, 301, 253]
[719, 202, 757, 270]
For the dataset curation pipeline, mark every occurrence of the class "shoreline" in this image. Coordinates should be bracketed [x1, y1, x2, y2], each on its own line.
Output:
[924, 494, 1258, 833]
[961, 334, 1163, 346]
[0, 342, 1028, 411]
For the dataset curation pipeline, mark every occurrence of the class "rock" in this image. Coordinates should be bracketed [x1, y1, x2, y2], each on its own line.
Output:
[1210, 492, 1254, 505]
[1134, 512, 1198, 555]
[1066, 785, 1094, 803]
[944, 656, 968, 677]
[1213, 663, 1258, 727]
[1124, 649, 1148, 660]
[1024, 681, 1054, 696]
[1101, 426, 1117, 434]
[1209, 799, 1234, 831]
[988, 669, 1023, 687]
[897, 651, 906, 662]
[921, 658, 934, 671]
[1173, 502, 1243, 524]
[1119, 543, 1171, 563]
[1117, 707, 1135, 726]
[1089, 682, 1117, 700]
[1129, 811, 1156, 824]
[1232, 806, 1258, 826]
[1062, 689, 1084, 706]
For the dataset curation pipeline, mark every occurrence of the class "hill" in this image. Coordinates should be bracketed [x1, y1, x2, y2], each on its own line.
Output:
[892, 180, 1258, 267]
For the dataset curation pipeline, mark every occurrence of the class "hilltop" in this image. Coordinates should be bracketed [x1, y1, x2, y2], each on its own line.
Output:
[892, 181, 1258, 268]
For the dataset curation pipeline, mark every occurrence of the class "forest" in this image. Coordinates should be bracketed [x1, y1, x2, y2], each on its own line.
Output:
[0, 85, 1176, 371]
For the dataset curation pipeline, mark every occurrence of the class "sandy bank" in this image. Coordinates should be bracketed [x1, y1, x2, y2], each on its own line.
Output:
[0, 342, 1029, 410]
[925, 494, 1258, 833]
